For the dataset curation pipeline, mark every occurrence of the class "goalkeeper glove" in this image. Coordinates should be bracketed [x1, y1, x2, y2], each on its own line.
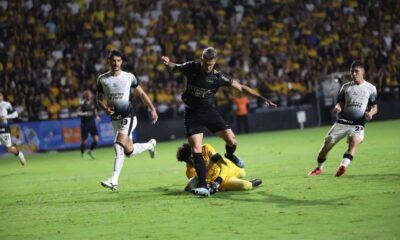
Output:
[209, 181, 220, 194]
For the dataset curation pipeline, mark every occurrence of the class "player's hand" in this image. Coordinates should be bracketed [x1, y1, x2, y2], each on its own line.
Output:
[208, 182, 220, 195]
[264, 99, 277, 108]
[0, 116, 5, 122]
[105, 107, 115, 116]
[365, 112, 373, 121]
[150, 109, 158, 124]
[161, 56, 170, 65]
[332, 105, 342, 113]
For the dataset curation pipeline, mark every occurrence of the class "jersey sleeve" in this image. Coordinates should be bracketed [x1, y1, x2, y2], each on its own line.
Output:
[96, 76, 104, 94]
[6, 102, 18, 119]
[186, 164, 197, 179]
[215, 158, 230, 182]
[131, 73, 139, 88]
[174, 61, 195, 75]
[369, 85, 378, 105]
[202, 144, 218, 161]
[336, 85, 345, 104]
[217, 72, 233, 87]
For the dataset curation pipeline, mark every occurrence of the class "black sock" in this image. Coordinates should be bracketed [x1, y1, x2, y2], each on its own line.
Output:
[225, 143, 237, 159]
[80, 143, 85, 154]
[90, 141, 98, 151]
[193, 153, 207, 188]
[317, 157, 326, 163]
[343, 153, 353, 161]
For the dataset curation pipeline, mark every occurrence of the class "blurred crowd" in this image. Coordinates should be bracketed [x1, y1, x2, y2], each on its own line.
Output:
[0, 0, 399, 121]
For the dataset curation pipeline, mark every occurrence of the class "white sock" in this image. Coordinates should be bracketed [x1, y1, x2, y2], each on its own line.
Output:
[128, 142, 152, 157]
[111, 143, 125, 184]
[341, 158, 351, 167]
[317, 162, 324, 169]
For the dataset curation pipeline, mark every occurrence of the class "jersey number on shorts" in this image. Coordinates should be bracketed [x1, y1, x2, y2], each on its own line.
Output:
[355, 126, 363, 132]
[122, 119, 128, 125]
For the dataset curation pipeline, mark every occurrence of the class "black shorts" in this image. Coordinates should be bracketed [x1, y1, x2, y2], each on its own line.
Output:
[81, 123, 99, 140]
[184, 107, 230, 137]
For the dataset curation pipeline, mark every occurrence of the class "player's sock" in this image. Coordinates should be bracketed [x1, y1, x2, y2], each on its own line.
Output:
[111, 143, 125, 184]
[224, 143, 245, 167]
[126, 142, 152, 157]
[90, 141, 97, 151]
[317, 157, 326, 169]
[80, 143, 85, 154]
[16, 151, 26, 166]
[225, 143, 237, 159]
[341, 153, 353, 167]
[193, 152, 207, 188]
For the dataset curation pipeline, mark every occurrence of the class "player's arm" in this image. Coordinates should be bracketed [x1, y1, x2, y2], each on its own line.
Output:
[186, 165, 197, 178]
[76, 105, 87, 116]
[6, 104, 18, 119]
[365, 104, 378, 120]
[135, 85, 158, 124]
[94, 107, 101, 120]
[96, 81, 115, 116]
[161, 56, 178, 70]
[333, 85, 345, 113]
[231, 80, 277, 108]
[365, 88, 378, 120]
[208, 154, 230, 194]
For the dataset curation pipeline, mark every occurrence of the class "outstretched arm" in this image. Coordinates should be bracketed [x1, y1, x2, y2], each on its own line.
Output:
[231, 80, 277, 108]
[135, 85, 158, 124]
[161, 56, 178, 69]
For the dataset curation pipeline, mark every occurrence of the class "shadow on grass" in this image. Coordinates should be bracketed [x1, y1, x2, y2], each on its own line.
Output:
[344, 173, 400, 179]
[211, 190, 351, 207]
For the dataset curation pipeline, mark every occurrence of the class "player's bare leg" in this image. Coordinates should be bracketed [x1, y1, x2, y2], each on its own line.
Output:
[336, 136, 362, 177]
[215, 129, 244, 168]
[5, 146, 26, 166]
[123, 136, 156, 159]
[309, 141, 335, 176]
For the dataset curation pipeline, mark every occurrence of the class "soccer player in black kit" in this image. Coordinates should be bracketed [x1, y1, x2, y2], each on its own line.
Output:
[77, 90, 100, 160]
[162, 47, 277, 197]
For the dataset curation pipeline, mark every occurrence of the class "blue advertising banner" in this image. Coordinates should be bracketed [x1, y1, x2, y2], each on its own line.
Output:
[0, 115, 136, 155]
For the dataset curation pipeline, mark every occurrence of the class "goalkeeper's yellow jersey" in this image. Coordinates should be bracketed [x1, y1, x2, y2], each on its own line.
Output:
[185, 144, 241, 183]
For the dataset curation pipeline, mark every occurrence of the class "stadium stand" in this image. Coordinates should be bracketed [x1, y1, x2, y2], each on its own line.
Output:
[0, 0, 399, 121]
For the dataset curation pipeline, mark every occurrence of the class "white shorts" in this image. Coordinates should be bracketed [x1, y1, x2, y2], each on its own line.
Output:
[325, 123, 365, 145]
[0, 133, 12, 147]
[111, 116, 137, 139]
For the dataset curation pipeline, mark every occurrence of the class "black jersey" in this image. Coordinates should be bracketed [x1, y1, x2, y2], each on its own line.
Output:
[78, 101, 97, 125]
[175, 61, 233, 109]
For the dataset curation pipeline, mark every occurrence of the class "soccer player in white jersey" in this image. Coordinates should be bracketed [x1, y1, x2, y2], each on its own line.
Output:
[0, 92, 26, 166]
[96, 50, 158, 190]
[308, 61, 378, 177]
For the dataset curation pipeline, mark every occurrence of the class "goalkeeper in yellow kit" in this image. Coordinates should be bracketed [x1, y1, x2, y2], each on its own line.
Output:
[176, 143, 262, 194]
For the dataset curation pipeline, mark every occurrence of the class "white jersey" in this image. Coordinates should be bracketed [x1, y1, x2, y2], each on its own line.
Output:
[0, 100, 18, 133]
[337, 80, 377, 126]
[96, 70, 139, 119]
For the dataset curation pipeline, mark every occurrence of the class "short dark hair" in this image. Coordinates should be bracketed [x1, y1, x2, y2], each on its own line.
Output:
[108, 50, 124, 59]
[350, 60, 364, 70]
[176, 143, 191, 163]
[202, 47, 217, 60]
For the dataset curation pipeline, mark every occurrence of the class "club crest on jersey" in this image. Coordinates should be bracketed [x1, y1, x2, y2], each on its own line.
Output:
[206, 76, 214, 83]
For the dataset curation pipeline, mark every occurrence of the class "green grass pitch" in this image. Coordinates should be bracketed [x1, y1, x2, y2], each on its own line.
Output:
[1, 120, 399, 240]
